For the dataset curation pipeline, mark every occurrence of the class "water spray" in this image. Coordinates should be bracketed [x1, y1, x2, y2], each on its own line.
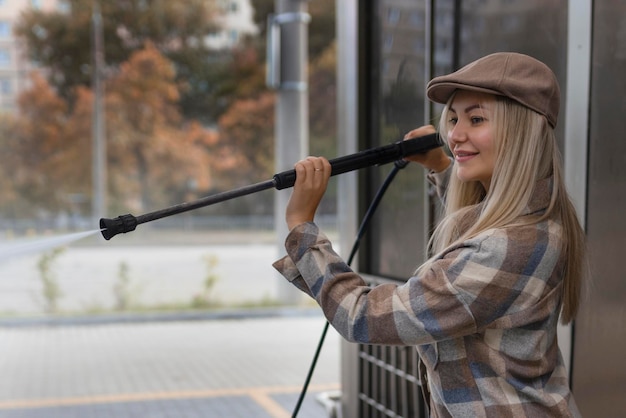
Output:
[0, 229, 103, 262]
[99, 133, 443, 240]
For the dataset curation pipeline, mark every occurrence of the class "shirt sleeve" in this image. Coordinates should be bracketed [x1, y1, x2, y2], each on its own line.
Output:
[273, 220, 561, 346]
[426, 156, 453, 201]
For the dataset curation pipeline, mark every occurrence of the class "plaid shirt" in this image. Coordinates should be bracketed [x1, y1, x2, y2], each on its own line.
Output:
[273, 176, 581, 417]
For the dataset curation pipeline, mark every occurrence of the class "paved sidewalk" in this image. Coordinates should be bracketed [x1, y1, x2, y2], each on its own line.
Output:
[0, 313, 341, 417]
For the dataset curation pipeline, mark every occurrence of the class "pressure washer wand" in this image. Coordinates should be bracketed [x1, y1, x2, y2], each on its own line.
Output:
[99, 132, 442, 240]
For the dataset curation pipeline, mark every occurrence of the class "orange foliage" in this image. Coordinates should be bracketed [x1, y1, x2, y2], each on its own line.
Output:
[214, 91, 275, 189]
[4, 44, 219, 216]
[104, 42, 214, 211]
[5, 72, 72, 214]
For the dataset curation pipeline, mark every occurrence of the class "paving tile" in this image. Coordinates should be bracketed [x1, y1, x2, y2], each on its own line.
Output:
[0, 315, 341, 417]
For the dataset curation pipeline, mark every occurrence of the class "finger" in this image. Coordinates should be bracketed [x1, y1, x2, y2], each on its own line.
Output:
[403, 125, 436, 140]
[320, 157, 331, 177]
[294, 160, 309, 184]
[304, 157, 325, 175]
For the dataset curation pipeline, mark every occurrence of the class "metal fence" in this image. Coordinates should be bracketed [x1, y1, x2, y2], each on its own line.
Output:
[357, 343, 426, 417]
[342, 275, 429, 418]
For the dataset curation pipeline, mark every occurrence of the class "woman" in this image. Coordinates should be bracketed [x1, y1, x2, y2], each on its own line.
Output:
[273, 52, 585, 417]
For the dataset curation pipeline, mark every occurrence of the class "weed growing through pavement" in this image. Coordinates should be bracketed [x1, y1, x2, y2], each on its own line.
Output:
[113, 261, 132, 310]
[36, 247, 64, 314]
[191, 254, 220, 308]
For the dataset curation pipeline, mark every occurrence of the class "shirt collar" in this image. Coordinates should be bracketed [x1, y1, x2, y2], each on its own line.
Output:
[523, 176, 553, 216]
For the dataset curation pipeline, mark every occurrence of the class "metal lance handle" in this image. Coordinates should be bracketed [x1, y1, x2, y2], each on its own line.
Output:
[99, 133, 443, 240]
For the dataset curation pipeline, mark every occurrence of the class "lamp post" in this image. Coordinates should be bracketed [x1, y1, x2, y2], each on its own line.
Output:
[269, 0, 310, 304]
[91, 1, 107, 229]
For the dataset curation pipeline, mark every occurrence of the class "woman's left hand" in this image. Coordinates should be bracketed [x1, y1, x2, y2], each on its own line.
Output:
[403, 125, 450, 172]
[285, 156, 332, 231]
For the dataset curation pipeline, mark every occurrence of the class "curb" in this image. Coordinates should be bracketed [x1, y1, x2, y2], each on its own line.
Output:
[0, 306, 325, 328]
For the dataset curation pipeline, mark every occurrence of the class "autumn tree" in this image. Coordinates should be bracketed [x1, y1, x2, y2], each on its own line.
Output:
[105, 43, 214, 213]
[309, 40, 337, 157]
[0, 44, 216, 218]
[6, 2, 338, 219]
[14, 0, 222, 123]
[0, 73, 75, 217]
[0, 115, 17, 213]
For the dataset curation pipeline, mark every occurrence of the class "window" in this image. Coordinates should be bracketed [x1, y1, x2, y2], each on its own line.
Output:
[0, 78, 10, 94]
[0, 21, 10, 38]
[409, 11, 424, 27]
[0, 49, 10, 67]
[383, 33, 394, 51]
[387, 7, 400, 24]
[229, 29, 238, 43]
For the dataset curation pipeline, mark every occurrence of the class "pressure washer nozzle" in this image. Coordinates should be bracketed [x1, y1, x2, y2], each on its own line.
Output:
[99, 214, 138, 240]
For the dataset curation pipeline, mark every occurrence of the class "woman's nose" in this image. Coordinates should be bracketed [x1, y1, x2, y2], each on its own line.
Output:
[448, 123, 467, 146]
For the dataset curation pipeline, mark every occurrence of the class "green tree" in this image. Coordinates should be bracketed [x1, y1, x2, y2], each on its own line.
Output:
[197, 42, 268, 127]
[207, 0, 336, 124]
[251, 0, 336, 61]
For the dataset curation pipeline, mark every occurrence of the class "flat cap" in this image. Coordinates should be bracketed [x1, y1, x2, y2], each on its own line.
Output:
[427, 52, 560, 128]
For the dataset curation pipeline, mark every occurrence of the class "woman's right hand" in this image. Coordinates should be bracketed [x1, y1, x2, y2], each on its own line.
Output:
[403, 125, 451, 173]
[285, 156, 331, 231]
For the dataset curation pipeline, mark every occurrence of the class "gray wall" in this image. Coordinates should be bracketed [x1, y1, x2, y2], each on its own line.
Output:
[571, 1, 626, 416]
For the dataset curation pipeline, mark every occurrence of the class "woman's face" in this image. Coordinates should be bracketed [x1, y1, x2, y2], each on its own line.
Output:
[446, 90, 497, 189]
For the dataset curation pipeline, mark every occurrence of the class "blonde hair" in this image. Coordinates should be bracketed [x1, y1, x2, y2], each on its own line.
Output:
[423, 95, 585, 324]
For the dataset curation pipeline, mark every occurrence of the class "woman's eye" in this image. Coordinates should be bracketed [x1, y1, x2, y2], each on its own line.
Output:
[470, 116, 484, 124]
[448, 116, 458, 125]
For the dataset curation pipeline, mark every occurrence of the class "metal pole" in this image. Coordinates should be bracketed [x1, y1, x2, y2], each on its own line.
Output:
[92, 1, 107, 228]
[336, 3, 359, 416]
[273, 0, 310, 304]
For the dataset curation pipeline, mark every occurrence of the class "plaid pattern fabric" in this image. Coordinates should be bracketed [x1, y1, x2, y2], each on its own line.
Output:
[273, 177, 581, 417]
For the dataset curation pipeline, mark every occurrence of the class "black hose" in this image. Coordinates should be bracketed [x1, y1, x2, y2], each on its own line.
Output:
[291, 159, 409, 417]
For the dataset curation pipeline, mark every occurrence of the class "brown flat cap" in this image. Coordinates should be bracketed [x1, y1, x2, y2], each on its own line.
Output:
[427, 52, 560, 128]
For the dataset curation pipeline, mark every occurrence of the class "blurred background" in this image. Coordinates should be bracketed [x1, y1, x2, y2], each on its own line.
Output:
[0, 0, 338, 316]
[0, 2, 340, 417]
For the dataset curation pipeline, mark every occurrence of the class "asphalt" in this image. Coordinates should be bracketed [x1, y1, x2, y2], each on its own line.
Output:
[0, 310, 341, 418]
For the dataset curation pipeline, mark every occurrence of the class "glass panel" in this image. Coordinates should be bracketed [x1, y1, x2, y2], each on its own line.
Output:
[434, 0, 568, 144]
[366, 0, 569, 280]
[367, 0, 430, 280]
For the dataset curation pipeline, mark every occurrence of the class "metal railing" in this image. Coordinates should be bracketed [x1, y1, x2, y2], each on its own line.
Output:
[357, 343, 426, 418]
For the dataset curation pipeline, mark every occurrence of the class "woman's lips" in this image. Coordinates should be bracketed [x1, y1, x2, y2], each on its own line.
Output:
[455, 151, 478, 163]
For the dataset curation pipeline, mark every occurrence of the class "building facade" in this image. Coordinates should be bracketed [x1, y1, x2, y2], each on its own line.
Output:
[0, 0, 60, 113]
